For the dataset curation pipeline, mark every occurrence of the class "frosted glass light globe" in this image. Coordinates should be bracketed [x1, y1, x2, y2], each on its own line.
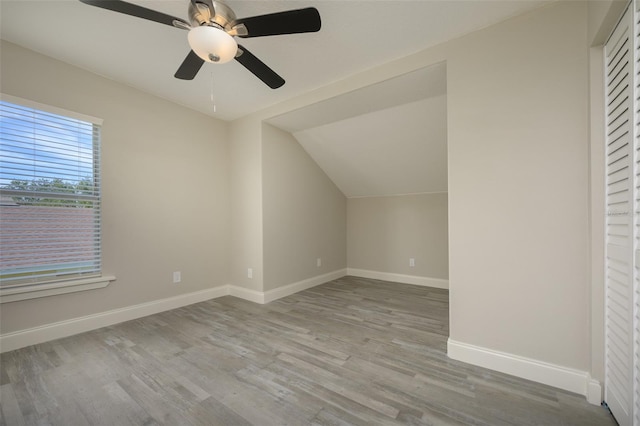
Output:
[188, 26, 237, 64]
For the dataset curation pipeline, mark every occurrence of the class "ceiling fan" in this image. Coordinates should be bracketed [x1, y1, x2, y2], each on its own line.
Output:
[79, 0, 321, 89]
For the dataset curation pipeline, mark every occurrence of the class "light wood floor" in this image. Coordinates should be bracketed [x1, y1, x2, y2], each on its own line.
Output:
[0, 276, 616, 425]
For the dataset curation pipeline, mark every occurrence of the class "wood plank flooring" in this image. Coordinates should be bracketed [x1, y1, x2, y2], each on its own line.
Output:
[0, 276, 616, 425]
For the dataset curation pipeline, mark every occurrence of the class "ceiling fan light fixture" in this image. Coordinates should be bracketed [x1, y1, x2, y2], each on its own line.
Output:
[188, 25, 237, 64]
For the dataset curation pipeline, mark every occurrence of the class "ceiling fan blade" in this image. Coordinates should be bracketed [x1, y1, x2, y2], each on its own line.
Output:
[235, 45, 285, 89]
[234, 8, 321, 38]
[175, 51, 205, 80]
[79, 0, 189, 28]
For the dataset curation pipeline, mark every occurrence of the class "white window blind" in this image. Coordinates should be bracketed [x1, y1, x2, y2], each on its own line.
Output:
[0, 97, 102, 286]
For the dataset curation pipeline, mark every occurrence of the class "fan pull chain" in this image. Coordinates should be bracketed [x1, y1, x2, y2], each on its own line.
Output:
[210, 72, 217, 114]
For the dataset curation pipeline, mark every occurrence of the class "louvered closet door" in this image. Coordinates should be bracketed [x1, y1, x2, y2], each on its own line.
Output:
[634, 3, 640, 424]
[605, 3, 634, 426]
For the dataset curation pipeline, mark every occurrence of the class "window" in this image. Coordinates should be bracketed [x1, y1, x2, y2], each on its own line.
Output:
[0, 95, 113, 302]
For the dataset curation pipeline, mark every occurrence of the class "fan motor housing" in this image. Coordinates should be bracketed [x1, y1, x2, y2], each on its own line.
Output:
[188, 1, 237, 30]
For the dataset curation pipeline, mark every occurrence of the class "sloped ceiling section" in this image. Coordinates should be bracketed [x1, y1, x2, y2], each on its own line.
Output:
[267, 64, 448, 198]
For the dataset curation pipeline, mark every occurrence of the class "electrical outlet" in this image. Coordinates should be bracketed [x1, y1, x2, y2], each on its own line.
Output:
[409, 258, 415, 267]
[317, 258, 322, 267]
[247, 268, 253, 279]
[173, 271, 181, 283]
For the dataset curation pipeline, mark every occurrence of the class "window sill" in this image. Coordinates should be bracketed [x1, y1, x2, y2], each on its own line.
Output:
[0, 275, 116, 304]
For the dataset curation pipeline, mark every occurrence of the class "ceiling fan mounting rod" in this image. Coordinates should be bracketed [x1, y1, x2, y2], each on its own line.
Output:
[189, 0, 235, 30]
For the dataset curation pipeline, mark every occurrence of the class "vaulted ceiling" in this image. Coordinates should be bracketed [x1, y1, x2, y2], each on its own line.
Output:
[1, 0, 550, 197]
[1, 0, 548, 121]
[268, 63, 448, 197]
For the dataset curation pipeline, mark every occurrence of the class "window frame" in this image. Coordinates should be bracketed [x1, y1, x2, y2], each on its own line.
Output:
[0, 94, 115, 303]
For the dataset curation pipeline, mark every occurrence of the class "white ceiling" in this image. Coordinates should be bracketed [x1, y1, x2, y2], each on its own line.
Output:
[267, 62, 447, 133]
[294, 94, 448, 198]
[268, 63, 448, 197]
[1, 0, 549, 198]
[0, 0, 549, 121]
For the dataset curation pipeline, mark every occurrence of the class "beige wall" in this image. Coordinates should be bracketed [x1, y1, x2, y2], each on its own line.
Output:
[229, 117, 263, 291]
[245, 1, 595, 376]
[588, 0, 627, 46]
[262, 123, 346, 291]
[0, 41, 230, 334]
[446, 2, 589, 369]
[347, 193, 448, 280]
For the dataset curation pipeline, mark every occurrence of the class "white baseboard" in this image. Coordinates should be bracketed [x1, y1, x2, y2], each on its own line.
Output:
[229, 268, 348, 304]
[0, 286, 229, 353]
[447, 338, 602, 405]
[1, 269, 349, 353]
[228, 285, 265, 304]
[263, 268, 347, 303]
[347, 268, 449, 289]
[586, 375, 603, 405]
